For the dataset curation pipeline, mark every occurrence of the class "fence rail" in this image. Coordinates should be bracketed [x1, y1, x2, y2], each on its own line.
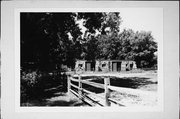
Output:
[81, 80, 104, 89]
[67, 74, 149, 106]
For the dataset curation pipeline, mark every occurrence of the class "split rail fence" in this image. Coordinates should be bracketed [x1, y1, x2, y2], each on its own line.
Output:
[67, 74, 150, 106]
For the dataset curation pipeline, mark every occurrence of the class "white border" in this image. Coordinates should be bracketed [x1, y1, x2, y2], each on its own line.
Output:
[15, 8, 163, 112]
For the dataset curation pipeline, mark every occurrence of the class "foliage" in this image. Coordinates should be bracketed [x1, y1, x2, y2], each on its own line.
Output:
[21, 13, 82, 71]
[21, 70, 43, 101]
[81, 12, 123, 60]
[120, 29, 157, 68]
[81, 35, 99, 60]
[21, 70, 68, 102]
[21, 13, 106, 71]
[96, 28, 157, 68]
[96, 33, 120, 59]
[101, 12, 122, 34]
[77, 13, 104, 34]
[21, 12, 157, 71]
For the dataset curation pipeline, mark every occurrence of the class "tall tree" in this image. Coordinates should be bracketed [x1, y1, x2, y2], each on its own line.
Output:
[101, 12, 122, 35]
[21, 12, 105, 71]
[21, 13, 82, 71]
[132, 31, 157, 68]
[118, 29, 157, 68]
[77, 13, 104, 34]
[81, 35, 99, 61]
[94, 12, 123, 60]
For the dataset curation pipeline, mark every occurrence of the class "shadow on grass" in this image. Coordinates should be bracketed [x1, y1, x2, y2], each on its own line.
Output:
[70, 80, 104, 94]
[21, 87, 86, 106]
[47, 100, 85, 106]
[21, 71, 89, 106]
[83, 76, 157, 89]
[21, 97, 85, 106]
[71, 76, 157, 94]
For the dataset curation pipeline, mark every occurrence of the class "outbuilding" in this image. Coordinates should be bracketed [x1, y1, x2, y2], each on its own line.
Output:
[75, 60, 137, 72]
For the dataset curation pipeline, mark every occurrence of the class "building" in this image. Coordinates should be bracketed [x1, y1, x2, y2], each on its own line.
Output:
[75, 60, 137, 72]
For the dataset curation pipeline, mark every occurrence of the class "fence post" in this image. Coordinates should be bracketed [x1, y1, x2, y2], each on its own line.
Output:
[104, 77, 111, 106]
[78, 74, 82, 99]
[67, 74, 71, 96]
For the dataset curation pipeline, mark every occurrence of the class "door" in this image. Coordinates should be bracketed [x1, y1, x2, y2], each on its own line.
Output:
[86, 62, 91, 71]
[112, 62, 117, 71]
[91, 62, 95, 71]
[117, 62, 121, 71]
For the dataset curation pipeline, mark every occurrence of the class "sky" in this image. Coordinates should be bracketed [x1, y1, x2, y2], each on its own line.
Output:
[120, 8, 163, 43]
[77, 8, 163, 43]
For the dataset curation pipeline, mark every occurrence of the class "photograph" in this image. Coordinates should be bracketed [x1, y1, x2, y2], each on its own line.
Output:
[20, 10, 161, 107]
[1, 1, 179, 119]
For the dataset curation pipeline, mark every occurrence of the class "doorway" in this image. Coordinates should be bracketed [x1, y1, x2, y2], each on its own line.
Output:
[112, 62, 121, 72]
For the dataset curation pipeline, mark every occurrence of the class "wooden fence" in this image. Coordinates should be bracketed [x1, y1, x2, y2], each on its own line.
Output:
[67, 74, 109, 106]
[67, 74, 155, 106]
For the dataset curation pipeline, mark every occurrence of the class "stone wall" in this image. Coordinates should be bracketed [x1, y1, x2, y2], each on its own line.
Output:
[95, 60, 100, 72]
[121, 61, 137, 71]
[95, 60, 109, 72]
[75, 60, 86, 72]
[121, 61, 127, 71]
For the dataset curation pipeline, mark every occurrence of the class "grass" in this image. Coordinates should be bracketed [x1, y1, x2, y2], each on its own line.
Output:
[21, 70, 157, 106]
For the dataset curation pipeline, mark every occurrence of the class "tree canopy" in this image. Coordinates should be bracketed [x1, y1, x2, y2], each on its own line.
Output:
[21, 12, 157, 71]
[21, 12, 105, 71]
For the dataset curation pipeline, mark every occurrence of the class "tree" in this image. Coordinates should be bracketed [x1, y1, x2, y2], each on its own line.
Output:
[94, 12, 122, 60]
[77, 13, 104, 34]
[21, 13, 82, 71]
[75, 13, 106, 61]
[118, 29, 135, 60]
[97, 33, 121, 60]
[101, 12, 122, 35]
[74, 12, 123, 61]
[132, 31, 157, 68]
[21, 13, 105, 71]
[118, 29, 157, 68]
[96, 27, 157, 68]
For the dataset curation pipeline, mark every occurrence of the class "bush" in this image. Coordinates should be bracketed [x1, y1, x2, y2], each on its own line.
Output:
[21, 70, 43, 102]
[21, 70, 68, 103]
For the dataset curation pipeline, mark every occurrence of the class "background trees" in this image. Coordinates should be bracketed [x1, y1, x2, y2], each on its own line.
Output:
[95, 28, 157, 68]
[21, 12, 157, 71]
[82, 12, 123, 60]
[118, 29, 157, 68]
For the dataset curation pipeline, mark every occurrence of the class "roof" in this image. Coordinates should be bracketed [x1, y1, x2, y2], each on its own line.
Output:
[76, 59, 135, 62]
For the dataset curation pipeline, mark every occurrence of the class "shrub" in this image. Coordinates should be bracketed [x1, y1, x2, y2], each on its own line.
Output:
[21, 70, 43, 102]
[21, 70, 68, 103]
